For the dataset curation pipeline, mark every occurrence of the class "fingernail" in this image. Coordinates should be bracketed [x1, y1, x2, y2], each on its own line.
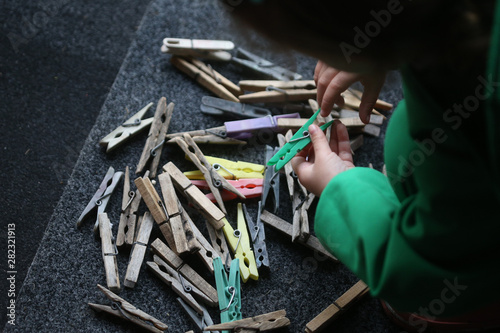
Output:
[308, 124, 318, 134]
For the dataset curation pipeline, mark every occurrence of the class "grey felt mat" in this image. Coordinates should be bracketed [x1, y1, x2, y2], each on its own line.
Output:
[4, 1, 404, 332]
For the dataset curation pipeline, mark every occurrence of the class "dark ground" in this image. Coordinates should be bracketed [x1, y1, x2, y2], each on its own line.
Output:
[1, 1, 404, 332]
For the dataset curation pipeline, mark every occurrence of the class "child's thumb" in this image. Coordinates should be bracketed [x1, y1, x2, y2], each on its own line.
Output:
[308, 124, 330, 156]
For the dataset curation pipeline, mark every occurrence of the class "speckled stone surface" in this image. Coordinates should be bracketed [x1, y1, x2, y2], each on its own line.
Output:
[3, 0, 404, 332]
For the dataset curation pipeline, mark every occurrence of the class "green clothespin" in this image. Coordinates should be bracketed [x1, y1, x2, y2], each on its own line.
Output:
[213, 257, 241, 332]
[267, 109, 334, 171]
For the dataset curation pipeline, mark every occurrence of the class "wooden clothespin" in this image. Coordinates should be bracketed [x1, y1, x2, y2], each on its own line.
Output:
[342, 88, 392, 115]
[278, 131, 314, 243]
[171, 56, 239, 102]
[276, 116, 365, 132]
[163, 162, 233, 268]
[97, 213, 120, 293]
[184, 156, 264, 180]
[123, 211, 154, 288]
[147, 254, 216, 315]
[161, 37, 234, 61]
[200, 96, 270, 119]
[134, 175, 174, 249]
[89, 284, 168, 332]
[76, 166, 123, 233]
[184, 208, 218, 274]
[117, 167, 146, 247]
[157, 172, 200, 255]
[239, 88, 317, 104]
[213, 256, 242, 327]
[99, 102, 154, 153]
[231, 47, 302, 81]
[204, 309, 290, 332]
[350, 134, 364, 153]
[239, 79, 316, 92]
[163, 162, 227, 230]
[151, 238, 219, 305]
[243, 202, 269, 272]
[190, 60, 242, 97]
[222, 203, 259, 282]
[136, 97, 174, 178]
[177, 298, 216, 333]
[259, 210, 338, 263]
[173, 134, 245, 214]
[305, 280, 369, 333]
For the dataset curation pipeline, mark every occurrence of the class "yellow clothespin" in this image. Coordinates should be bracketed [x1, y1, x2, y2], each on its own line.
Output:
[222, 203, 259, 283]
[184, 156, 264, 180]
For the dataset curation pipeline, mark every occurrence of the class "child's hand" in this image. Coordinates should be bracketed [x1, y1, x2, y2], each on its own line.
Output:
[291, 120, 354, 197]
[314, 61, 386, 124]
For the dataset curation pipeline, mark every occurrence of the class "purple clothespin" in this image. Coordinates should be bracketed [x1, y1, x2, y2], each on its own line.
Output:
[225, 113, 300, 139]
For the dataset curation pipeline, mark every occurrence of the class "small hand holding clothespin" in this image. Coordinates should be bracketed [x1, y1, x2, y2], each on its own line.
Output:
[267, 109, 334, 172]
[99, 102, 154, 153]
[76, 166, 123, 233]
[204, 309, 290, 332]
[89, 284, 168, 333]
[136, 97, 174, 178]
[173, 133, 245, 214]
[222, 203, 259, 282]
[213, 256, 241, 332]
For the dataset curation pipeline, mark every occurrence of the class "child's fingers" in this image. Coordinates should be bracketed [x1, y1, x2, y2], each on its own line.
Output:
[333, 121, 353, 164]
[308, 124, 331, 158]
[359, 75, 385, 124]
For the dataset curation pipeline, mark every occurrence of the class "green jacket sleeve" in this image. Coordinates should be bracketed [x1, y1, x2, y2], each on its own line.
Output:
[315, 165, 500, 317]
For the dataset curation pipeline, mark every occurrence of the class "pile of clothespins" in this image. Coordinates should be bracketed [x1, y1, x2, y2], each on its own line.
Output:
[77, 38, 392, 333]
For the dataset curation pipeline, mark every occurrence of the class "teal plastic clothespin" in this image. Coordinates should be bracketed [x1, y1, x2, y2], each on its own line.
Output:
[213, 257, 241, 332]
[267, 109, 334, 171]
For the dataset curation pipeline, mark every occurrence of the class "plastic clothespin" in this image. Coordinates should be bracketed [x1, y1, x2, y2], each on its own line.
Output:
[161, 38, 234, 61]
[191, 178, 263, 202]
[76, 166, 123, 233]
[261, 146, 280, 213]
[184, 156, 264, 180]
[99, 102, 154, 153]
[222, 203, 259, 282]
[201, 96, 271, 119]
[177, 298, 218, 333]
[267, 109, 334, 171]
[231, 47, 302, 81]
[213, 256, 242, 330]
[244, 202, 269, 272]
[224, 113, 301, 140]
